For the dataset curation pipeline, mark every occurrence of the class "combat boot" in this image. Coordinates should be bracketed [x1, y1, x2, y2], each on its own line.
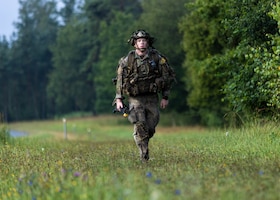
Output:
[134, 135, 149, 162]
[140, 144, 149, 162]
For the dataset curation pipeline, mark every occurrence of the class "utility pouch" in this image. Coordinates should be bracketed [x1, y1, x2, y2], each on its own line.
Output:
[149, 83, 158, 93]
[128, 84, 139, 96]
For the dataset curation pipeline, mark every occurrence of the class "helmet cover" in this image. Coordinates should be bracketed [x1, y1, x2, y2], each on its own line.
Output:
[128, 29, 155, 46]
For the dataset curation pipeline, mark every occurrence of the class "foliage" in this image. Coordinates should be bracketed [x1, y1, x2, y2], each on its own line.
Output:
[179, 0, 229, 126]
[0, 38, 11, 119]
[222, 0, 277, 47]
[2, 0, 59, 120]
[223, 1, 280, 119]
[2, 117, 280, 199]
[48, 17, 94, 114]
[0, 37, 9, 80]
[180, 0, 278, 126]
[59, 0, 77, 24]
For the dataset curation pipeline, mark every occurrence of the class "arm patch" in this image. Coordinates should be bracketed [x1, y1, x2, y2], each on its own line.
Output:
[159, 57, 166, 65]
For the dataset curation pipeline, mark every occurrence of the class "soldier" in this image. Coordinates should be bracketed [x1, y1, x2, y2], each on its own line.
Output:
[114, 29, 175, 162]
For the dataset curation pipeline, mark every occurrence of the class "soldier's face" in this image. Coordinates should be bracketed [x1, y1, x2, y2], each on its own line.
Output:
[135, 38, 148, 50]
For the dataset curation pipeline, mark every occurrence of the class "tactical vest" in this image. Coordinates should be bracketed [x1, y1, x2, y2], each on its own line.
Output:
[122, 49, 175, 96]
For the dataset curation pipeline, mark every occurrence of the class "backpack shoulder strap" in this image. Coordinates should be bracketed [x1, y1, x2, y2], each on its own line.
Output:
[126, 50, 136, 74]
[149, 48, 160, 60]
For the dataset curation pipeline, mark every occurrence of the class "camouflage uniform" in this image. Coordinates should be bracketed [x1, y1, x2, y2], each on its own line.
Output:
[114, 30, 175, 162]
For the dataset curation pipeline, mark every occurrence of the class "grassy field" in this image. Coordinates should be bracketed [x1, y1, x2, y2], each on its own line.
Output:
[1, 115, 280, 200]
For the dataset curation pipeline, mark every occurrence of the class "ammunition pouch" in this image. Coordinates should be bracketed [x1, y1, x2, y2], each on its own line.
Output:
[123, 76, 166, 96]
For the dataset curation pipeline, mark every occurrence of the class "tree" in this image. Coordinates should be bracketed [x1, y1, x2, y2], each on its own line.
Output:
[8, 0, 59, 120]
[179, 0, 229, 126]
[179, 0, 278, 126]
[223, 1, 280, 119]
[0, 37, 9, 81]
[59, 0, 76, 24]
[0, 37, 10, 120]
[48, 18, 94, 114]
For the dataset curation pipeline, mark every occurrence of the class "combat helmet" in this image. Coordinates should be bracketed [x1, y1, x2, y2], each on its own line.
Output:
[128, 29, 155, 47]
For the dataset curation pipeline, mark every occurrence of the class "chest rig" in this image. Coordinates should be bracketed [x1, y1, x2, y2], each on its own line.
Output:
[123, 49, 162, 96]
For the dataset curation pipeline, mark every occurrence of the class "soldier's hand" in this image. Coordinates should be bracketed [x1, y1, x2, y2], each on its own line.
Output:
[116, 99, 123, 111]
[160, 99, 169, 109]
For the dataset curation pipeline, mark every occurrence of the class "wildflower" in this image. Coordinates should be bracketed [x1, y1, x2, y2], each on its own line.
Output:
[42, 172, 48, 179]
[225, 131, 229, 137]
[72, 180, 77, 186]
[61, 168, 67, 174]
[145, 172, 152, 178]
[259, 170, 264, 176]
[18, 177, 23, 182]
[154, 179, 161, 184]
[28, 180, 33, 186]
[174, 189, 181, 195]
[82, 174, 89, 181]
[73, 172, 81, 177]
[57, 160, 63, 166]
[17, 189, 23, 195]
[55, 186, 62, 193]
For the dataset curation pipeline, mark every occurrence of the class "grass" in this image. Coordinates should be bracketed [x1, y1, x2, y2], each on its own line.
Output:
[1, 115, 280, 200]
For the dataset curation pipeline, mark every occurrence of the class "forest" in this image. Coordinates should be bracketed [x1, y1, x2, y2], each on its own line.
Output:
[0, 0, 279, 126]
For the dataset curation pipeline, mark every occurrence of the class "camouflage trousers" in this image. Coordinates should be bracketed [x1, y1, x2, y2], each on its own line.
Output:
[127, 94, 160, 161]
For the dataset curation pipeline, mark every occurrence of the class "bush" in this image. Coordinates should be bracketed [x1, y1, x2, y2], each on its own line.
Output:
[0, 124, 11, 145]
